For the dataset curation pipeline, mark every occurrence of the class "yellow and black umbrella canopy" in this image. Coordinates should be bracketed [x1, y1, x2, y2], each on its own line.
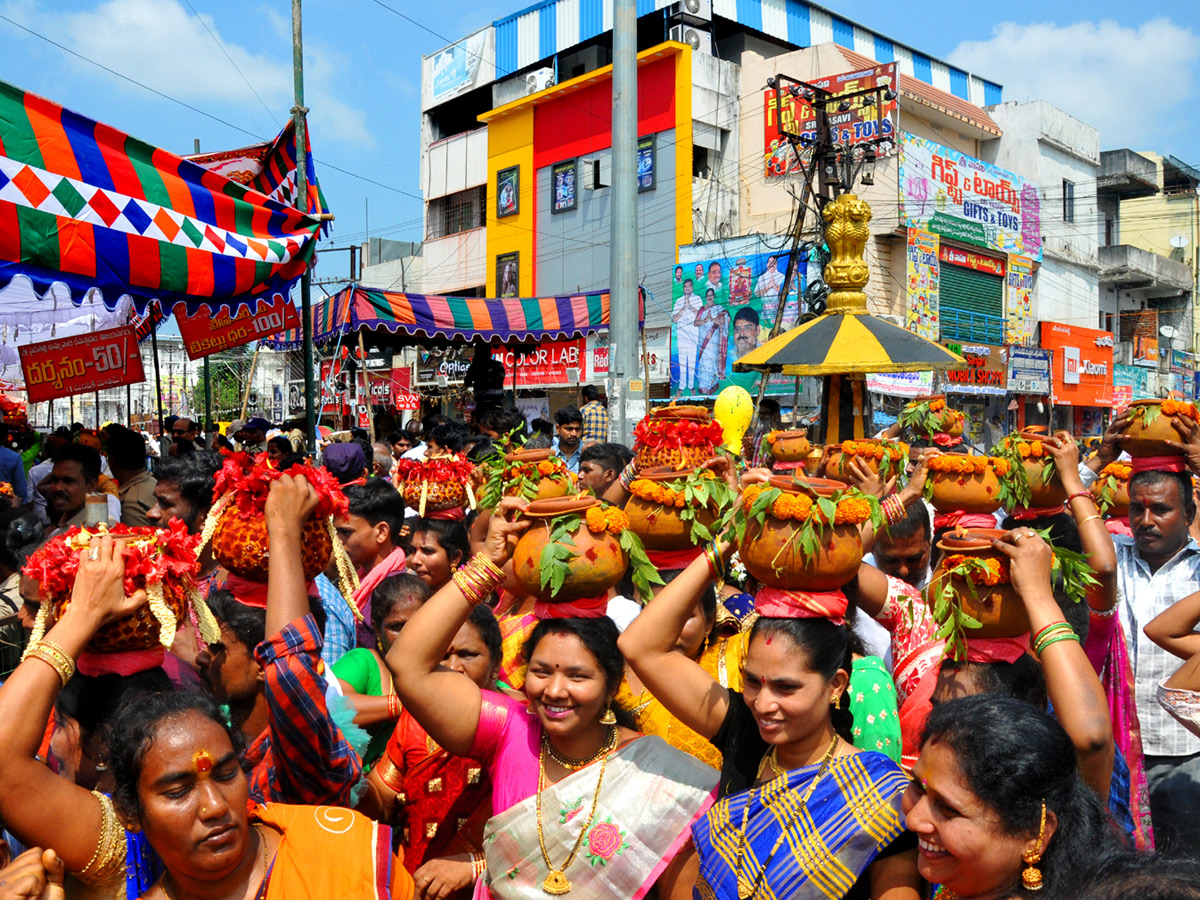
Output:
[733, 310, 967, 375]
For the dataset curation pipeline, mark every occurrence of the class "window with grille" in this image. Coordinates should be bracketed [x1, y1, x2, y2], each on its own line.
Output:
[427, 187, 486, 239]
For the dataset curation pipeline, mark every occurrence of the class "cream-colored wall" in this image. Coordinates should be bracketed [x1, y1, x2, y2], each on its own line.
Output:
[1118, 153, 1200, 268]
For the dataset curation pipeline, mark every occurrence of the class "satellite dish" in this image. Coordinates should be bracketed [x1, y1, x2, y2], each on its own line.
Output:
[1161, 325, 1179, 339]
[1170, 235, 1189, 249]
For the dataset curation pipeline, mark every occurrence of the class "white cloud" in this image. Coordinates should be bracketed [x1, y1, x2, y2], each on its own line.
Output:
[3, 0, 373, 147]
[948, 18, 1200, 146]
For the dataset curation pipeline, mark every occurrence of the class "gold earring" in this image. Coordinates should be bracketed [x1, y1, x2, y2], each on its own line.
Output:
[600, 704, 617, 725]
[1021, 801, 1046, 892]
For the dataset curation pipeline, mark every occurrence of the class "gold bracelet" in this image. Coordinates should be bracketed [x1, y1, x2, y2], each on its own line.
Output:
[471, 850, 487, 881]
[76, 792, 126, 885]
[1078, 514, 1103, 525]
[452, 554, 505, 605]
[474, 554, 505, 580]
[23, 640, 76, 686]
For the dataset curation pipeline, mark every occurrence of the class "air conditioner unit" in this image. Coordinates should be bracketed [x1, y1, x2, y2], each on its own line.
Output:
[669, 23, 712, 55]
[525, 67, 555, 94]
[583, 157, 610, 190]
[667, 0, 712, 23]
[566, 367, 581, 384]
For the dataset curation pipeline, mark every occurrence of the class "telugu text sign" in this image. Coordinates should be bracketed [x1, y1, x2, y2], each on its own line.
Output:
[899, 133, 1041, 261]
[764, 63, 898, 177]
[20, 326, 145, 403]
[176, 296, 301, 360]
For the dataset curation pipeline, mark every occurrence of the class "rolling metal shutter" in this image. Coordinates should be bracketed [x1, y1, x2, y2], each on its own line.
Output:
[940, 264, 1003, 343]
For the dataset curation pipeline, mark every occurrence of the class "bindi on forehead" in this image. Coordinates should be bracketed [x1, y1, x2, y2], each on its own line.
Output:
[193, 750, 215, 778]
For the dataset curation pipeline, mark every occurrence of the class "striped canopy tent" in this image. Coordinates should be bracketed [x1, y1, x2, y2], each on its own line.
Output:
[0, 78, 325, 384]
[734, 194, 966, 444]
[263, 284, 628, 349]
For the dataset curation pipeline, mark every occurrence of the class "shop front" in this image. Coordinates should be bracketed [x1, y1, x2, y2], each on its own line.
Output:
[1006, 346, 1052, 432]
[938, 340, 1008, 447]
[1039, 321, 1114, 437]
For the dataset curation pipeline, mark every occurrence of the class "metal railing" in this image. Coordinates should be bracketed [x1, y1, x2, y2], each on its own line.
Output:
[939, 310, 1005, 345]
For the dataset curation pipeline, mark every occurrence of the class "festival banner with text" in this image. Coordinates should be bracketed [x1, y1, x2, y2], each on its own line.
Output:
[905, 229, 939, 340]
[176, 296, 301, 360]
[20, 327, 145, 403]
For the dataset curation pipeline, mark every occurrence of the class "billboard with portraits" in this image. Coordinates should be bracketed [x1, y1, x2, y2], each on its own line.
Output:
[670, 248, 811, 398]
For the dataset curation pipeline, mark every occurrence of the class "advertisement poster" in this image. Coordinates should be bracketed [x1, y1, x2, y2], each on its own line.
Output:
[764, 62, 898, 177]
[587, 328, 670, 382]
[899, 133, 1042, 261]
[552, 160, 576, 213]
[905, 228, 939, 340]
[1007, 346, 1051, 395]
[497, 166, 519, 218]
[637, 136, 655, 192]
[1006, 255, 1034, 346]
[426, 29, 493, 106]
[1123, 309, 1159, 367]
[496, 252, 519, 299]
[20, 326, 144, 403]
[175, 295, 300, 360]
[670, 250, 808, 397]
[866, 371, 933, 398]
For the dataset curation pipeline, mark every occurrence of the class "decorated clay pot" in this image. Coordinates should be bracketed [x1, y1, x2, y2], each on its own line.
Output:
[764, 430, 812, 463]
[1091, 463, 1131, 517]
[395, 455, 475, 513]
[401, 479, 466, 512]
[1120, 399, 1199, 458]
[929, 528, 1028, 639]
[738, 476, 865, 591]
[511, 496, 627, 602]
[1015, 431, 1069, 508]
[502, 449, 574, 501]
[651, 404, 710, 421]
[907, 395, 964, 437]
[926, 458, 1005, 515]
[212, 505, 333, 582]
[633, 410, 723, 470]
[820, 439, 909, 485]
[624, 467, 722, 551]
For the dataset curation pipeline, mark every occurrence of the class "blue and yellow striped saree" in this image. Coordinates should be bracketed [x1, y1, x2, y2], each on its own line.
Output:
[693, 751, 909, 900]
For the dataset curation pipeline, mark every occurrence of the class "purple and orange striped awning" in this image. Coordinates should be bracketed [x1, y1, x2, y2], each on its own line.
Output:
[263, 285, 633, 348]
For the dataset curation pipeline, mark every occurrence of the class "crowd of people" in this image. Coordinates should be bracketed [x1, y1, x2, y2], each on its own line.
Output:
[1, 396, 1200, 900]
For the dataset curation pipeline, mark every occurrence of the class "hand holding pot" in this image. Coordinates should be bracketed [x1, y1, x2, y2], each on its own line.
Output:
[1042, 432, 1083, 492]
[899, 449, 935, 507]
[484, 496, 530, 566]
[66, 534, 147, 629]
[700, 454, 740, 495]
[739, 467, 774, 490]
[845, 455, 896, 499]
[991, 529, 1055, 611]
[1166, 415, 1200, 475]
[265, 473, 321, 535]
[1096, 412, 1131, 466]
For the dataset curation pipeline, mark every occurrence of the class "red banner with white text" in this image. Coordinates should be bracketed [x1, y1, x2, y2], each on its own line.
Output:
[175, 296, 301, 360]
[20, 327, 145, 403]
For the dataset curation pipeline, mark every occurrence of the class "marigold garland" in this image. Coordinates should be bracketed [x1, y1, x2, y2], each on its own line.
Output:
[1100, 463, 1132, 480]
[1159, 399, 1199, 420]
[585, 505, 629, 535]
[628, 471, 718, 508]
[743, 484, 873, 526]
[943, 554, 1009, 586]
[926, 454, 1011, 477]
[899, 396, 964, 437]
[837, 439, 906, 462]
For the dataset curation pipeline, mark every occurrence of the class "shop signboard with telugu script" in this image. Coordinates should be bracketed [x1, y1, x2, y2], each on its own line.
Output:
[175, 296, 301, 360]
[940, 341, 1008, 396]
[1007, 346, 1050, 395]
[20, 326, 145, 403]
[899, 133, 1042, 261]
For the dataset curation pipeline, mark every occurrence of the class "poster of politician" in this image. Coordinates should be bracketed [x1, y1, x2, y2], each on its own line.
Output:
[670, 250, 809, 398]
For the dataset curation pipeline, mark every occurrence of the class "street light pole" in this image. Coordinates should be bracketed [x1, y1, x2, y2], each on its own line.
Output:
[608, 0, 639, 443]
[292, 0, 316, 452]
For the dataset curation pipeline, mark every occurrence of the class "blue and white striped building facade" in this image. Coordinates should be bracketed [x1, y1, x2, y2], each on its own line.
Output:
[487, 0, 1001, 106]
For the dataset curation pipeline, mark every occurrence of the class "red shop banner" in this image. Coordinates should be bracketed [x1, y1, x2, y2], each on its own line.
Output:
[20, 326, 145, 403]
[939, 244, 1006, 277]
[496, 339, 585, 386]
[176, 296, 301, 360]
[1040, 321, 1114, 407]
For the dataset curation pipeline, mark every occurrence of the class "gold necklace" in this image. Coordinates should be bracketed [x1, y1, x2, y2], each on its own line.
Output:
[161, 825, 269, 900]
[535, 739, 612, 895]
[541, 726, 617, 771]
[735, 735, 839, 900]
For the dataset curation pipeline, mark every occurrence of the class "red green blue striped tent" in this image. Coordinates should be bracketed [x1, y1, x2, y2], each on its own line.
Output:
[263, 284, 632, 349]
[0, 79, 322, 323]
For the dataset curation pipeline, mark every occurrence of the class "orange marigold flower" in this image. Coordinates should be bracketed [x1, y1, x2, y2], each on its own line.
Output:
[873, 446, 885, 460]
[585, 507, 607, 532]
[537, 460, 556, 475]
[743, 485, 764, 508]
[1163, 400, 1179, 415]
[834, 498, 871, 524]
[766, 431, 779, 444]
[673, 494, 686, 508]
[842, 440, 858, 454]
[1018, 444, 1031, 459]
[973, 457, 988, 474]
[604, 508, 629, 534]
[930, 399, 946, 411]
[993, 458, 1011, 476]
[1030, 441, 1043, 457]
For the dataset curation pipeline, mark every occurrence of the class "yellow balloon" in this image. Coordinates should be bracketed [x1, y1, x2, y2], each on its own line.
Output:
[714, 386, 754, 453]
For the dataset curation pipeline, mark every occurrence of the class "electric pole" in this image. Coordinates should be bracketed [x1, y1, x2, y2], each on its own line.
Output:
[608, 0, 639, 443]
[292, 0, 316, 451]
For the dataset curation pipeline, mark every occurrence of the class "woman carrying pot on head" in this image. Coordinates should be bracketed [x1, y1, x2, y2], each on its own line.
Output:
[390, 498, 719, 900]
[618, 533, 919, 900]
[905, 694, 1120, 900]
[408, 519, 470, 592]
[0, 534, 414, 900]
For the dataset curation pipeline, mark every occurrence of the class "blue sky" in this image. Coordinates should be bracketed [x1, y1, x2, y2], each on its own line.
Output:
[1, 0, 1198, 258]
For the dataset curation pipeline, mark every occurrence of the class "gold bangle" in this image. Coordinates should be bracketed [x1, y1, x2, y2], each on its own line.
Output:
[471, 850, 487, 880]
[76, 792, 126, 885]
[474, 554, 504, 580]
[1078, 514, 1103, 525]
[23, 640, 76, 686]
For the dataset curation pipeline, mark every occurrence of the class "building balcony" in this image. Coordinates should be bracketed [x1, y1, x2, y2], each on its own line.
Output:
[1099, 244, 1193, 292]
[422, 127, 488, 201]
[1097, 149, 1158, 200]
[939, 310, 1005, 346]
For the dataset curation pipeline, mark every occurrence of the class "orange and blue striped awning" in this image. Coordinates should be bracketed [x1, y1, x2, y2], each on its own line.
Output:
[264, 284, 627, 348]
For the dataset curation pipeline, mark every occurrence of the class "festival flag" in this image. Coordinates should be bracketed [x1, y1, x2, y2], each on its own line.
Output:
[0, 78, 322, 324]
